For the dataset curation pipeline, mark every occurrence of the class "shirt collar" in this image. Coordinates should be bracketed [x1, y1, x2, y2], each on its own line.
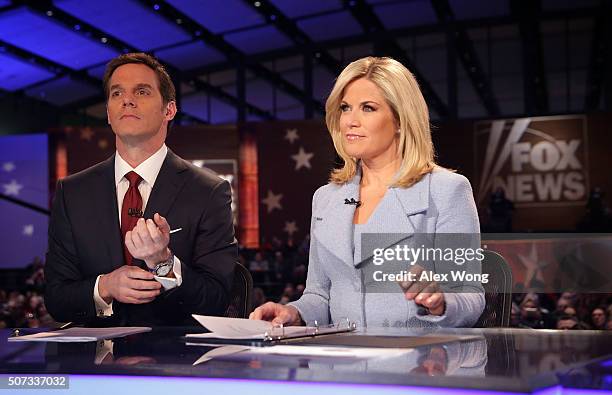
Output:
[114, 144, 168, 187]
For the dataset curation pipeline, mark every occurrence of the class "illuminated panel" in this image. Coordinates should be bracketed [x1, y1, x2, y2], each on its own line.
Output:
[166, 0, 264, 34]
[0, 8, 117, 69]
[55, 0, 190, 50]
[0, 53, 55, 91]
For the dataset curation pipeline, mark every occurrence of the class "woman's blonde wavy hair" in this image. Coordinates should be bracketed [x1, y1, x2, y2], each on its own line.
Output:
[326, 56, 438, 188]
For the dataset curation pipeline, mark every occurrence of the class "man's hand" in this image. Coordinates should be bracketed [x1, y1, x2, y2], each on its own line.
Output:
[249, 302, 303, 326]
[399, 265, 446, 316]
[125, 213, 171, 269]
[98, 265, 161, 304]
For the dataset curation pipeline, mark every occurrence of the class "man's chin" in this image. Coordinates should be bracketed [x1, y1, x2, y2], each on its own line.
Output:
[115, 130, 152, 142]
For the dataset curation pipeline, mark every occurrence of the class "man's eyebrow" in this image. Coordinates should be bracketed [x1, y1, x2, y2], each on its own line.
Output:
[134, 83, 154, 90]
[109, 83, 154, 91]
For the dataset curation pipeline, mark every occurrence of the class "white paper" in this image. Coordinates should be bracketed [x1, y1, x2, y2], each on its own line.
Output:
[246, 345, 413, 359]
[154, 275, 177, 290]
[192, 345, 251, 365]
[189, 315, 312, 340]
[8, 327, 151, 342]
[189, 344, 413, 364]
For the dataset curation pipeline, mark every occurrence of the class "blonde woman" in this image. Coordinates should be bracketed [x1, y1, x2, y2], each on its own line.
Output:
[251, 57, 484, 328]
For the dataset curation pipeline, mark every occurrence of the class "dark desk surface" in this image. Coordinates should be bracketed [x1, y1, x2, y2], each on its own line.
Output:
[1, 327, 611, 394]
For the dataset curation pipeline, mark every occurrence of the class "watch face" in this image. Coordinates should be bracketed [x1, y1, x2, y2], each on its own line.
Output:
[155, 262, 172, 276]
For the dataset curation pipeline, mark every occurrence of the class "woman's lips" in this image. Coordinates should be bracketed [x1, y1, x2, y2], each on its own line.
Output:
[345, 133, 365, 141]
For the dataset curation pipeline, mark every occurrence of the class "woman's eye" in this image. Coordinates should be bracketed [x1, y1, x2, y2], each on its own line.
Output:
[363, 105, 374, 112]
[340, 104, 350, 112]
[111, 91, 120, 97]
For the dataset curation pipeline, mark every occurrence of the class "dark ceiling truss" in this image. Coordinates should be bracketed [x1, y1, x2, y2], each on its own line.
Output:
[0, 86, 105, 126]
[584, 0, 610, 111]
[510, 0, 548, 114]
[0, 38, 101, 94]
[12, 0, 273, 121]
[187, 6, 600, 83]
[343, 0, 450, 119]
[137, 0, 325, 115]
[241, 1, 343, 75]
[431, 0, 500, 117]
[241, 0, 345, 118]
[0, 2, 19, 14]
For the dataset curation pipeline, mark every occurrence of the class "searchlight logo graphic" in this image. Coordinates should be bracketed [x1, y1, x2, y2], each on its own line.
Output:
[475, 115, 589, 207]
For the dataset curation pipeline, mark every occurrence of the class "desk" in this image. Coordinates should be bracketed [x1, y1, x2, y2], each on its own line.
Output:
[1, 327, 611, 394]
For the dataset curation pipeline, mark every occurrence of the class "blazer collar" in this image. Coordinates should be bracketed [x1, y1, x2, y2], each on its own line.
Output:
[94, 154, 124, 271]
[314, 170, 360, 268]
[142, 148, 189, 220]
[314, 167, 432, 268]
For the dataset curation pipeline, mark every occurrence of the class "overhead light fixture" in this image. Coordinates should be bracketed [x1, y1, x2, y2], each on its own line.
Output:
[46, 10, 53, 16]
[101, 37, 108, 43]
[153, 4, 160, 10]
[254, 1, 261, 7]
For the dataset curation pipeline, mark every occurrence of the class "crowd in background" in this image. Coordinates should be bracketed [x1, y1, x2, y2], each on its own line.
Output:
[512, 292, 612, 330]
[1, 235, 611, 330]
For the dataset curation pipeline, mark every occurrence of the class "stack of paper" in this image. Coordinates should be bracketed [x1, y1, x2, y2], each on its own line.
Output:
[188, 315, 312, 340]
[8, 327, 151, 342]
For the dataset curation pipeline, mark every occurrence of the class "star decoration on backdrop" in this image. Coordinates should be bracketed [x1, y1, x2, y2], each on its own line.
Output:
[283, 220, 298, 237]
[98, 139, 109, 150]
[3, 180, 23, 196]
[22, 224, 34, 237]
[517, 243, 549, 287]
[261, 190, 283, 213]
[291, 147, 314, 170]
[284, 128, 299, 144]
[2, 162, 16, 172]
[80, 127, 94, 141]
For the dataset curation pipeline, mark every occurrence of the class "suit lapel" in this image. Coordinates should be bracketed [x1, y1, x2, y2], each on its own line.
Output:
[355, 172, 431, 267]
[314, 175, 360, 268]
[143, 149, 189, 220]
[96, 155, 124, 271]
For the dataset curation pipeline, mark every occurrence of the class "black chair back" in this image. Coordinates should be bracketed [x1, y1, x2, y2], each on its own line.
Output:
[223, 262, 253, 318]
[475, 250, 513, 327]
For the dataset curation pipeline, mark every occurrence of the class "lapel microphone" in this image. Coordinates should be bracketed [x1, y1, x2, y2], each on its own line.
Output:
[128, 208, 143, 218]
[344, 198, 362, 208]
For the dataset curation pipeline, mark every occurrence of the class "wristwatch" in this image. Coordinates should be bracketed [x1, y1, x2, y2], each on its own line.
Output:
[150, 254, 174, 277]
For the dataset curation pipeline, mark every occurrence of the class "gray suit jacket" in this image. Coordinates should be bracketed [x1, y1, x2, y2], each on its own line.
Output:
[290, 167, 485, 328]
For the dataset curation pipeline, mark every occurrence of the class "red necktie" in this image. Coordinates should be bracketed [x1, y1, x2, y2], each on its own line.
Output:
[121, 171, 143, 265]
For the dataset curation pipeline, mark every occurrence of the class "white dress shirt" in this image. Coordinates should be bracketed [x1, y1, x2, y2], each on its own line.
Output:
[93, 144, 182, 317]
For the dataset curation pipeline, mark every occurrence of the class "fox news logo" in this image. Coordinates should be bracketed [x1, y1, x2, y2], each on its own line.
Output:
[475, 116, 589, 207]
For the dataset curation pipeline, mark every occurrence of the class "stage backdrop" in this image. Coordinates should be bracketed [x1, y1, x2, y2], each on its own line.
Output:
[0, 133, 49, 268]
[244, 121, 336, 247]
[46, 112, 612, 247]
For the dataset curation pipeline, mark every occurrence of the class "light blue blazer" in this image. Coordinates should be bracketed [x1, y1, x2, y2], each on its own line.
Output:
[290, 167, 485, 328]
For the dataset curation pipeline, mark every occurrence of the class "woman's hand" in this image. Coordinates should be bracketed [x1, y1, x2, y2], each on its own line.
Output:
[399, 265, 446, 316]
[249, 302, 304, 326]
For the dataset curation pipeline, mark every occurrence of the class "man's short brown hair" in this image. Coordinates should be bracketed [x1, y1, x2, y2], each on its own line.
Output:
[103, 52, 176, 105]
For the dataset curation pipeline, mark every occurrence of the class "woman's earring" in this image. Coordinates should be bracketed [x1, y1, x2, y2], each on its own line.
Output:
[396, 129, 401, 134]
